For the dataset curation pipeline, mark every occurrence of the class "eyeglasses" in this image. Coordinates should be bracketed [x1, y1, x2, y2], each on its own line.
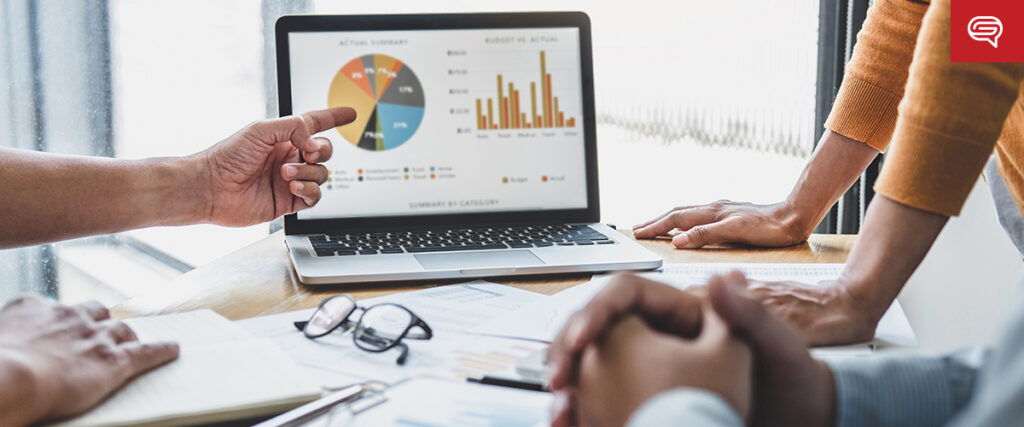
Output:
[293, 295, 433, 365]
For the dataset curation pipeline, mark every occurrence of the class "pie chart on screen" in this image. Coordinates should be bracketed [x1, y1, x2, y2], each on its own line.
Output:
[328, 54, 425, 152]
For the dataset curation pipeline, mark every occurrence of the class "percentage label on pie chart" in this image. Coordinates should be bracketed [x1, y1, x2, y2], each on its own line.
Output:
[328, 54, 425, 151]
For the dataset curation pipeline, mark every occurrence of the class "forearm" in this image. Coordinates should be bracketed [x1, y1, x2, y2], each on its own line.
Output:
[839, 194, 948, 322]
[0, 148, 209, 248]
[783, 130, 879, 237]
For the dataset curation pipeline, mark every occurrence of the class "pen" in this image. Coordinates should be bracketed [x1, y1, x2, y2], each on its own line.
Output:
[467, 375, 548, 392]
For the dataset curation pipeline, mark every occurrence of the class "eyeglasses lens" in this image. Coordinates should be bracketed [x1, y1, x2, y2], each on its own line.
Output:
[355, 305, 413, 350]
[304, 296, 356, 338]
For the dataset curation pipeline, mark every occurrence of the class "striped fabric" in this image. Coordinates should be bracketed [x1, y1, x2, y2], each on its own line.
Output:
[827, 349, 984, 427]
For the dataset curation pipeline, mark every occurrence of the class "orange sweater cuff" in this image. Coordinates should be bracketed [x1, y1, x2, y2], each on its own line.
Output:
[825, 76, 903, 152]
[874, 122, 992, 217]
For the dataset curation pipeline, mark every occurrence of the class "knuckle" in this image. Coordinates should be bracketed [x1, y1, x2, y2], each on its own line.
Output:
[90, 302, 110, 319]
[689, 225, 710, 242]
[668, 210, 688, 224]
[7, 294, 44, 307]
[56, 305, 79, 318]
[112, 321, 137, 339]
[607, 272, 637, 288]
[291, 115, 310, 132]
[90, 341, 123, 363]
[246, 119, 271, 134]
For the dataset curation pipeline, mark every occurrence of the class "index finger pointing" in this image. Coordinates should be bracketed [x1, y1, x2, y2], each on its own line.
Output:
[300, 107, 357, 135]
[74, 300, 111, 321]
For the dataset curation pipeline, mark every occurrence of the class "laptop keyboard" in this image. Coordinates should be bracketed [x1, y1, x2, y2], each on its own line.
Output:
[308, 224, 614, 257]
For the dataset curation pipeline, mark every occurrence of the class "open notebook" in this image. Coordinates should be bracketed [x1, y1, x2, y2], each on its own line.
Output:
[51, 310, 322, 427]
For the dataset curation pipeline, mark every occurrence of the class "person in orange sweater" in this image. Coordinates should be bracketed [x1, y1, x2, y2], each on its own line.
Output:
[545, 0, 1024, 425]
[623, 0, 1024, 346]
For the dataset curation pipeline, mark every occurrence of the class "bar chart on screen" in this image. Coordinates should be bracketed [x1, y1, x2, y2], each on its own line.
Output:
[474, 50, 577, 131]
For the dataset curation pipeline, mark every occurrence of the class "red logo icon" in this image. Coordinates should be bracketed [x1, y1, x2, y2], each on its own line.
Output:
[951, 0, 1024, 62]
[968, 16, 1003, 48]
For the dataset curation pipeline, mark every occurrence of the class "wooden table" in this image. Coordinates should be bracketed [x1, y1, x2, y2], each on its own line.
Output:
[113, 231, 856, 320]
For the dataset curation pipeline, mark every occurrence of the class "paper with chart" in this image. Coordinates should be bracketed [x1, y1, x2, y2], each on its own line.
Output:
[237, 281, 549, 387]
[302, 378, 551, 427]
[473, 263, 918, 347]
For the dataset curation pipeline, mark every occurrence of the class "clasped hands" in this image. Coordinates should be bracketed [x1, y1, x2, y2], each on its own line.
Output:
[546, 272, 837, 427]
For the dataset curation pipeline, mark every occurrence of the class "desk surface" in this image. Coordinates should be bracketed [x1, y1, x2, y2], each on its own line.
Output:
[112, 231, 856, 321]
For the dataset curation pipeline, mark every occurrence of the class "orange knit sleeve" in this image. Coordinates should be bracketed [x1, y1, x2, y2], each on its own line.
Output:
[825, 0, 928, 151]
[873, 0, 1024, 216]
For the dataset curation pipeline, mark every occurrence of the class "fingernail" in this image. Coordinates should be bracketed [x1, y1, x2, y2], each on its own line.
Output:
[307, 152, 320, 163]
[303, 198, 314, 207]
[545, 357, 560, 382]
[676, 233, 690, 246]
[284, 165, 297, 178]
[550, 392, 568, 418]
[567, 319, 585, 348]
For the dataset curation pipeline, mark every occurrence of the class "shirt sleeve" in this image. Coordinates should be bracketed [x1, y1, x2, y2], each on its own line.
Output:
[873, 0, 1024, 216]
[825, 348, 985, 427]
[825, 0, 928, 150]
[626, 388, 744, 427]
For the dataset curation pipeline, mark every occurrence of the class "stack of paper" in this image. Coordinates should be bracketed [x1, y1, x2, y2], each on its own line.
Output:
[237, 282, 549, 387]
[328, 378, 552, 427]
[471, 264, 917, 348]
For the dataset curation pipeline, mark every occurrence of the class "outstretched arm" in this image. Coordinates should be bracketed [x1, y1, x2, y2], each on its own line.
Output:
[0, 107, 355, 248]
[634, 0, 927, 248]
[754, 0, 1024, 345]
[633, 130, 877, 247]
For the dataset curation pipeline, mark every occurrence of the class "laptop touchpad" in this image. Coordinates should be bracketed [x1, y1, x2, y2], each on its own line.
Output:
[414, 250, 544, 270]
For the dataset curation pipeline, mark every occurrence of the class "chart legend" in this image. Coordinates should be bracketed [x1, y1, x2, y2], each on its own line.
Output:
[328, 54, 425, 151]
[474, 51, 576, 131]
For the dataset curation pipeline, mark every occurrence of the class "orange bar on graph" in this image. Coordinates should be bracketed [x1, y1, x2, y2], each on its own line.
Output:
[514, 90, 521, 129]
[487, 99, 495, 130]
[567, 117, 575, 127]
[545, 74, 553, 127]
[476, 98, 483, 130]
[502, 98, 509, 129]
[497, 75, 505, 129]
[509, 83, 516, 128]
[553, 96, 560, 128]
[558, 112, 565, 127]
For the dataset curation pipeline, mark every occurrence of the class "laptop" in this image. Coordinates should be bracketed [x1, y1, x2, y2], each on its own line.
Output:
[276, 11, 662, 285]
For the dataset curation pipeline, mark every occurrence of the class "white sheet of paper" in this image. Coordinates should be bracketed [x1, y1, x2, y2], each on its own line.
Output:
[236, 281, 549, 387]
[303, 378, 551, 427]
[473, 263, 918, 348]
[361, 280, 546, 332]
[124, 309, 253, 346]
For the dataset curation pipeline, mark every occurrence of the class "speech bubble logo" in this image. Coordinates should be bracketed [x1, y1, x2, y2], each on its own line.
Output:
[968, 16, 1003, 48]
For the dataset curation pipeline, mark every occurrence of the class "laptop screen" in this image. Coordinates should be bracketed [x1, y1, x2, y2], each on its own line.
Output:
[288, 27, 588, 220]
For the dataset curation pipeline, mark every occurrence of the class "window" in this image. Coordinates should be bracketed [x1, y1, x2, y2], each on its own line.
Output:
[310, 0, 819, 222]
[1, 0, 821, 304]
